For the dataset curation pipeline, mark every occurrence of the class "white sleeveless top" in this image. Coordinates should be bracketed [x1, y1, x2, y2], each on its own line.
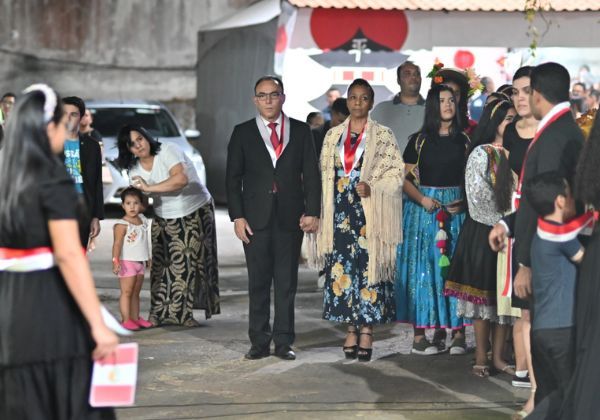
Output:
[116, 214, 151, 262]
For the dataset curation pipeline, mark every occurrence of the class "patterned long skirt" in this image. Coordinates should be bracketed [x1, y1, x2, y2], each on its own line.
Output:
[322, 156, 396, 326]
[149, 202, 220, 326]
[395, 186, 466, 329]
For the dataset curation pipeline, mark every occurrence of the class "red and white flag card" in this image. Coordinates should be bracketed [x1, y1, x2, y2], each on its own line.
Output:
[89, 342, 139, 407]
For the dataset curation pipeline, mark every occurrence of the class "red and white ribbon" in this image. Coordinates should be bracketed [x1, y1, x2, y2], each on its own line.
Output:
[0, 247, 55, 272]
[537, 211, 598, 243]
[513, 104, 571, 210]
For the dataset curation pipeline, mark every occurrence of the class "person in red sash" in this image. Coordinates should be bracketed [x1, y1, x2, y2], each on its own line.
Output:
[525, 172, 584, 420]
[489, 62, 584, 418]
[0, 85, 118, 418]
[560, 110, 600, 419]
[226, 76, 321, 361]
[316, 78, 404, 362]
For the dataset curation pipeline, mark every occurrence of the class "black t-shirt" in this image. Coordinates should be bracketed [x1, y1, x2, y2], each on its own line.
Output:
[403, 132, 468, 187]
[503, 121, 532, 175]
[0, 165, 78, 248]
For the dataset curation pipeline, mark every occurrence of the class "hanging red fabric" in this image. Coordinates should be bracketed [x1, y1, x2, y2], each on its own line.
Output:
[343, 122, 365, 175]
[513, 107, 570, 210]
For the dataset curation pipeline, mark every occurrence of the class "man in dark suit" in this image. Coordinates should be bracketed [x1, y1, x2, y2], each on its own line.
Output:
[62, 96, 104, 247]
[489, 62, 583, 412]
[226, 76, 321, 360]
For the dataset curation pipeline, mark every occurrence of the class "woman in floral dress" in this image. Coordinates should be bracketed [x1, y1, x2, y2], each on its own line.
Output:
[317, 78, 404, 361]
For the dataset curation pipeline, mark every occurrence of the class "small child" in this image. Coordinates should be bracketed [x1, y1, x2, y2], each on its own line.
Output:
[526, 171, 584, 414]
[112, 187, 153, 330]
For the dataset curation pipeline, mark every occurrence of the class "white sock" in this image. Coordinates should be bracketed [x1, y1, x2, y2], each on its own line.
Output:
[515, 370, 528, 378]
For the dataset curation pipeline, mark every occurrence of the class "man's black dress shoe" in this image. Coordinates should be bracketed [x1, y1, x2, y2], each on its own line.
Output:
[274, 346, 296, 360]
[244, 347, 270, 360]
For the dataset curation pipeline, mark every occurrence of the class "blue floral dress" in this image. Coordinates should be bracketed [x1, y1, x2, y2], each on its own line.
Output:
[323, 144, 396, 326]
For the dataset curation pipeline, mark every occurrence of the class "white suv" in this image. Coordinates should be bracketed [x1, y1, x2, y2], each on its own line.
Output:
[86, 101, 206, 205]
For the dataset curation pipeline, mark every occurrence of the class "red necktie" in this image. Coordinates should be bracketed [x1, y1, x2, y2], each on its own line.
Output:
[268, 122, 282, 158]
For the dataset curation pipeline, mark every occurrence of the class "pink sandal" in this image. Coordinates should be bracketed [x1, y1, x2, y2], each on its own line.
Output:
[121, 319, 140, 331]
[134, 317, 154, 328]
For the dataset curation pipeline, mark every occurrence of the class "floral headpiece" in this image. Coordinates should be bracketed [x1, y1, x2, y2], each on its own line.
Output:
[427, 62, 445, 84]
[428, 62, 484, 99]
[465, 67, 484, 98]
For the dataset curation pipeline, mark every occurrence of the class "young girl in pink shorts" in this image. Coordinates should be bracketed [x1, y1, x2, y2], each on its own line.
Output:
[112, 187, 153, 330]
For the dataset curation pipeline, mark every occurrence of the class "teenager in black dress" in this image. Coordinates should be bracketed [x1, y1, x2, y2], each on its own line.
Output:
[0, 85, 118, 419]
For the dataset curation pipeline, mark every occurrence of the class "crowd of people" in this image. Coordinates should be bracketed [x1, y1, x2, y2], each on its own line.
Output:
[1, 57, 600, 419]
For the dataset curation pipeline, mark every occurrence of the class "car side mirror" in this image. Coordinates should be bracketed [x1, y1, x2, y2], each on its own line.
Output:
[184, 129, 201, 139]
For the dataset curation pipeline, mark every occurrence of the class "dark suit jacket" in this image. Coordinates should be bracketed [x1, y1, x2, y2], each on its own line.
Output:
[510, 112, 583, 267]
[226, 117, 321, 231]
[311, 120, 331, 159]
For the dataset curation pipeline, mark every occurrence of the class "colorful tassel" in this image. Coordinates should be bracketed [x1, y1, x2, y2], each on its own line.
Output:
[435, 230, 448, 241]
[436, 240, 447, 249]
[438, 254, 450, 267]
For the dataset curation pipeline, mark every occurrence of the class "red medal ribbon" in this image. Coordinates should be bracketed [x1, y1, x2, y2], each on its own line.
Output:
[513, 107, 571, 210]
[537, 211, 598, 242]
[343, 122, 365, 175]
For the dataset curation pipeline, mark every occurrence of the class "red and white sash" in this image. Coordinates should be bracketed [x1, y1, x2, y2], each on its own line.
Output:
[537, 211, 598, 243]
[513, 103, 571, 210]
[0, 247, 55, 272]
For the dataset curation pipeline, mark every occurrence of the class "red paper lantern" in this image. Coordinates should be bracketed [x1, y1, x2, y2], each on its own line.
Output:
[454, 50, 475, 69]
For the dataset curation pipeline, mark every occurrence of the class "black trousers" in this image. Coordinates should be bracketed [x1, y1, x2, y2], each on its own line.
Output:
[243, 206, 303, 350]
[529, 327, 575, 420]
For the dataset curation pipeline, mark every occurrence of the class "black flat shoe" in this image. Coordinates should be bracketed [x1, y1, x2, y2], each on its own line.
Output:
[274, 345, 296, 360]
[244, 346, 270, 360]
[358, 331, 373, 362]
[343, 328, 358, 359]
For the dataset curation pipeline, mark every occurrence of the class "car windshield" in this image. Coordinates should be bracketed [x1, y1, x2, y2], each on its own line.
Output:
[90, 107, 180, 138]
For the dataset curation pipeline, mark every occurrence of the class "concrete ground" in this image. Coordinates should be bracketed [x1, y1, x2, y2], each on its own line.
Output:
[90, 208, 528, 419]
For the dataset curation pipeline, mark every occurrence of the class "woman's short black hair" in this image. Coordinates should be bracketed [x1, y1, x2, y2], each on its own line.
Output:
[347, 78, 375, 101]
[116, 124, 162, 170]
[513, 66, 533, 82]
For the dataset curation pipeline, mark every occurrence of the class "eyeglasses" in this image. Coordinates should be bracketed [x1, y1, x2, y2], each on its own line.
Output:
[255, 92, 283, 101]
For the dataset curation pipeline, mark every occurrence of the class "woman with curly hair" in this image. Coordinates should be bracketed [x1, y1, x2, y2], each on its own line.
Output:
[444, 99, 517, 377]
[116, 126, 220, 326]
[560, 111, 600, 419]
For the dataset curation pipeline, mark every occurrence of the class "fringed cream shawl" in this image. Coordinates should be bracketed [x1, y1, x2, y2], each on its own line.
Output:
[310, 117, 405, 285]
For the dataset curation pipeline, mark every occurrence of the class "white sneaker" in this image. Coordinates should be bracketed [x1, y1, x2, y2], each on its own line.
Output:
[411, 339, 439, 355]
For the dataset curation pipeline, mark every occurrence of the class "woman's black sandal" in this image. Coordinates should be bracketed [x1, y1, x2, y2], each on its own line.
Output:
[343, 329, 358, 359]
[358, 331, 373, 362]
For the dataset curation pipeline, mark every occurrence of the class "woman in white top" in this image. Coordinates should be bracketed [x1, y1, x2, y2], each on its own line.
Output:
[116, 125, 220, 327]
